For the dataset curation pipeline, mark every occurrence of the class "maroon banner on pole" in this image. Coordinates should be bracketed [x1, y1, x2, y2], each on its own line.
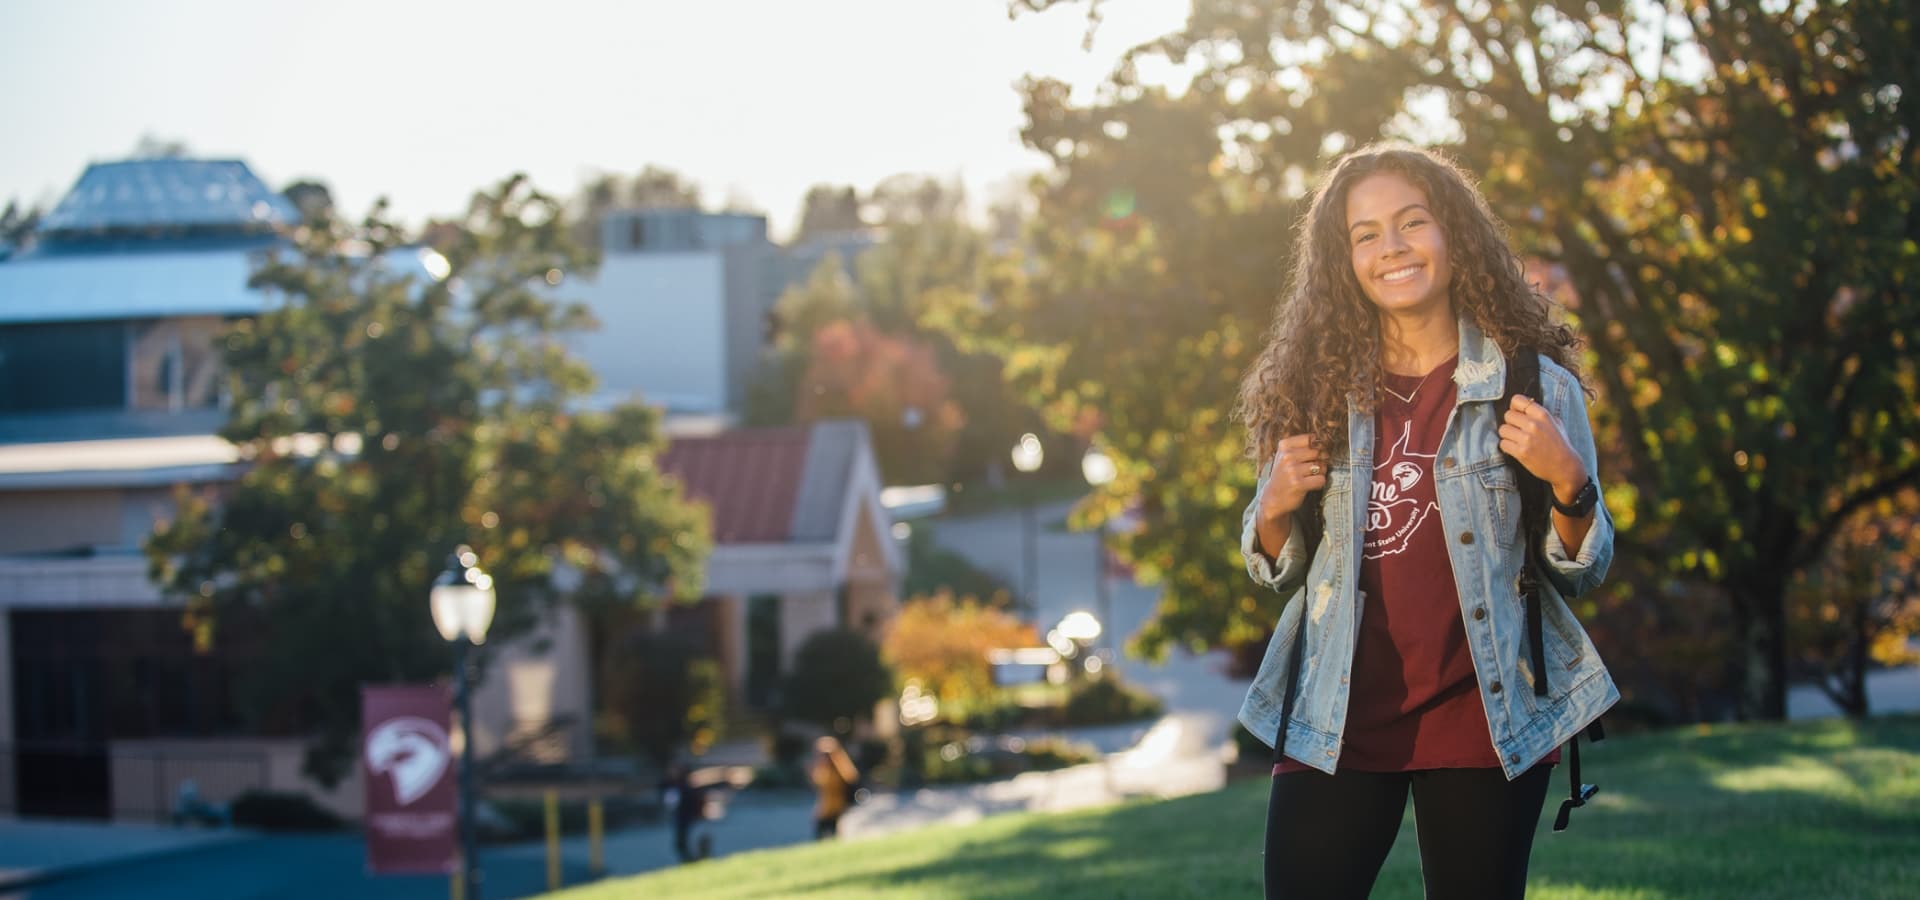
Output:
[362, 684, 457, 875]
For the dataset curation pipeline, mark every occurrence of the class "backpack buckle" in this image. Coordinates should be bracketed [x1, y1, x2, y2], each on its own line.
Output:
[1552, 783, 1599, 832]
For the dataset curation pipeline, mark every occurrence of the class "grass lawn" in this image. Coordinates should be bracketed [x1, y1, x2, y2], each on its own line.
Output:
[553, 714, 1920, 899]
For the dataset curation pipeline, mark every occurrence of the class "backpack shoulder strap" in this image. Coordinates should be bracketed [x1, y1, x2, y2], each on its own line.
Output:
[1502, 349, 1608, 831]
[1500, 350, 1551, 698]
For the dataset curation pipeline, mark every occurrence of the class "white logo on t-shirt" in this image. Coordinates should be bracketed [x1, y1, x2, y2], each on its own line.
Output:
[1366, 421, 1439, 559]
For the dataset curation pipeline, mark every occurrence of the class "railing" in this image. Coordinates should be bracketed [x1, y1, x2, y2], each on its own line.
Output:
[1, 740, 270, 823]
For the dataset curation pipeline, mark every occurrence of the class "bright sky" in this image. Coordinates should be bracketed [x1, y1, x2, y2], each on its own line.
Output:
[0, 0, 1190, 241]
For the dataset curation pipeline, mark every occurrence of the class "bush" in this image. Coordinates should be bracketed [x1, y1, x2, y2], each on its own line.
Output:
[1062, 676, 1164, 726]
[768, 731, 810, 767]
[228, 790, 345, 832]
[852, 737, 891, 773]
[747, 762, 810, 791]
[782, 628, 894, 733]
[1231, 724, 1270, 764]
[599, 632, 726, 766]
[918, 733, 1097, 785]
[943, 691, 1032, 732]
[884, 590, 1036, 709]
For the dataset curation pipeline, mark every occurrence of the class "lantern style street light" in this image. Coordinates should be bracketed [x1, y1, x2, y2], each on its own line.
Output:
[429, 546, 496, 900]
[1009, 433, 1045, 613]
[1050, 610, 1106, 679]
[1080, 447, 1117, 659]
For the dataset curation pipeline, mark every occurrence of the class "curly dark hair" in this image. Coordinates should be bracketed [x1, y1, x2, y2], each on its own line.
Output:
[1236, 143, 1583, 463]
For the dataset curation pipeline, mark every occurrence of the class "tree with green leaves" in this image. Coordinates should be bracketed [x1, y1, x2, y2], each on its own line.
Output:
[794, 184, 865, 243]
[1787, 488, 1920, 718]
[751, 174, 1044, 484]
[146, 176, 710, 784]
[281, 180, 334, 225]
[568, 164, 704, 254]
[983, 0, 1919, 720]
[0, 200, 40, 247]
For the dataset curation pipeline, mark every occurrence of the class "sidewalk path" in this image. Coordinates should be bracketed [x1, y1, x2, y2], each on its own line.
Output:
[0, 817, 251, 892]
[840, 711, 1226, 838]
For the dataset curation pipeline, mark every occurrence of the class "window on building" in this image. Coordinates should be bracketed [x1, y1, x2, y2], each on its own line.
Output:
[746, 594, 782, 709]
[0, 322, 126, 412]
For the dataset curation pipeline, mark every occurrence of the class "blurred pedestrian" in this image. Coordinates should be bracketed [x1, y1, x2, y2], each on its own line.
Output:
[658, 761, 711, 862]
[809, 736, 860, 839]
[1235, 143, 1616, 899]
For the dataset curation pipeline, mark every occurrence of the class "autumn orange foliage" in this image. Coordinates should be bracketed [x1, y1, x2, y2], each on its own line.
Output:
[882, 589, 1037, 707]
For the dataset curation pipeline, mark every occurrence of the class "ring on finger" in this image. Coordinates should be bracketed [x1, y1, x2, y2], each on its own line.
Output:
[1308, 464, 1321, 476]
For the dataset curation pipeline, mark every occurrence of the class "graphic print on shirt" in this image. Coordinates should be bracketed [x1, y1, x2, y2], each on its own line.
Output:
[1365, 420, 1439, 559]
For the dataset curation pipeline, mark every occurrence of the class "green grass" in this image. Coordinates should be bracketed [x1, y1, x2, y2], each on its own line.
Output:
[552, 715, 1920, 899]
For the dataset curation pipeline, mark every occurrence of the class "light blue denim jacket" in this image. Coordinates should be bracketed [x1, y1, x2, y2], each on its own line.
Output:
[1236, 318, 1619, 780]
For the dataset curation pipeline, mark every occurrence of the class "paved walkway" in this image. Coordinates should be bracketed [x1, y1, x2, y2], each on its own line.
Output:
[840, 711, 1226, 838]
[0, 817, 248, 891]
[477, 712, 1228, 894]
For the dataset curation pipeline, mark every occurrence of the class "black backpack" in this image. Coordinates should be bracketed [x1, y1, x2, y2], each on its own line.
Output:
[1271, 349, 1603, 831]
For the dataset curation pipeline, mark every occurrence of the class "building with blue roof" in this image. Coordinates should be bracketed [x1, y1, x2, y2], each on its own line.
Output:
[33, 158, 297, 245]
[0, 158, 298, 432]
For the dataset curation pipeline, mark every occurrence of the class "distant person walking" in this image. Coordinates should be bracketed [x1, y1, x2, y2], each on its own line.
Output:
[809, 736, 860, 839]
[1235, 143, 1617, 899]
[658, 761, 712, 862]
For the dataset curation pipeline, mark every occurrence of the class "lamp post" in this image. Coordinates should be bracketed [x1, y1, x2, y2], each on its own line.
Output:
[430, 546, 496, 900]
[1080, 447, 1117, 660]
[1055, 610, 1103, 672]
[1009, 433, 1044, 614]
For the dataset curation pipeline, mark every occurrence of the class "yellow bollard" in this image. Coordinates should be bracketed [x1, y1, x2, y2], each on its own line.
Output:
[588, 798, 605, 877]
[450, 861, 465, 900]
[545, 789, 561, 891]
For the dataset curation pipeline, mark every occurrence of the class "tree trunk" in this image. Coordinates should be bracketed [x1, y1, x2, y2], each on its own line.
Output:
[1730, 579, 1789, 720]
[1844, 597, 1871, 719]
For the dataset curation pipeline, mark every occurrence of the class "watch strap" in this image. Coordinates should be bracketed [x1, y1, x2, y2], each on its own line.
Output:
[1552, 477, 1598, 517]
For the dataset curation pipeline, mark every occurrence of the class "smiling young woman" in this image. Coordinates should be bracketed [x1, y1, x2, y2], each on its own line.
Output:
[1232, 144, 1617, 900]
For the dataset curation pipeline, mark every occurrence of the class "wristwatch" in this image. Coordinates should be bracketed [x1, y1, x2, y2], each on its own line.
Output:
[1551, 477, 1599, 518]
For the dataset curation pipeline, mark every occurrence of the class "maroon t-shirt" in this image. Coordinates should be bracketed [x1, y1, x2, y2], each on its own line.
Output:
[1277, 356, 1519, 774]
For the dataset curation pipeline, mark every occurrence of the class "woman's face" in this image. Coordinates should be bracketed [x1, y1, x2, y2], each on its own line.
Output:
[1344, 172, 1452, 319]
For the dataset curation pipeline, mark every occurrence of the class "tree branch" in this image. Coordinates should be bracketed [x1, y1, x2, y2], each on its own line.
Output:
[1792, 461, 1920, 573]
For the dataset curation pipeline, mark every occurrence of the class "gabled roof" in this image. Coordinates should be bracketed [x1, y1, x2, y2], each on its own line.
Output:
[657, 419, 873, 546]
[659, 426, 810, 544]
[38, 159, 298, 237]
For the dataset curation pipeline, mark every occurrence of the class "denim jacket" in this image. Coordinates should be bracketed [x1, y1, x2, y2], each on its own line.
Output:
[1236, 317, 1619, 780]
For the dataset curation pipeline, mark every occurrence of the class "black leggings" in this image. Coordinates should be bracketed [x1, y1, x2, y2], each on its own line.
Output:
[1263, 764, 1553, 900]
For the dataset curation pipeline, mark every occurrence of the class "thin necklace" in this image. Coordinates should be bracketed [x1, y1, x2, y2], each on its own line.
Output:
[1381, 363, 1443, 405]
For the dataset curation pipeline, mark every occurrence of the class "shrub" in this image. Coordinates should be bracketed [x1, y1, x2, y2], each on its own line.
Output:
[1062, 676, 1164, 726]
[1231, 723, 1270, 764]
[852, 737, 891, 773]
[883, 590, 1036, 708]
[768, 731, 810, 767]
[599, 632, 726, 766]
[228, 790, 345, 832]
[747, 762, 811, 791]
[782, 628, 893, 733]
[918, 734, 1097, 785]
